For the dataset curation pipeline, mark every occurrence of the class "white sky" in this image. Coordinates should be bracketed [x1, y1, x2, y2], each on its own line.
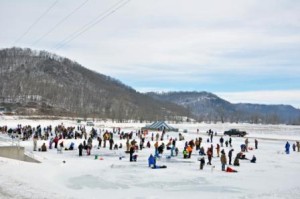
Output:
[0, 0, 300, 108]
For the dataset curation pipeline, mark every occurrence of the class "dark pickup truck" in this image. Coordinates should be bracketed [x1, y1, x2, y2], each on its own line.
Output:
[224, 129, 247, 137]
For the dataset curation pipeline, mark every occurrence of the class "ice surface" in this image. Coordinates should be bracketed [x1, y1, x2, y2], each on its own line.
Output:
[0, 117, 300, 199]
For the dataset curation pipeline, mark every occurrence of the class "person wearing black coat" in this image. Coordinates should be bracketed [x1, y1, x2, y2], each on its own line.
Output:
[129, 145, 135, 162]
[78, 143, 83, 156]
[109, 138, 114, 150]
[250, 155, 257, 163]
[199, 157, 205, 170]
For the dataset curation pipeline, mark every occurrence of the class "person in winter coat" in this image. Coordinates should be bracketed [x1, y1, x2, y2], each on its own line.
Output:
[199, 157, 205, 170]
[148, 154, 156, 167]
[195, 138, 200, 150]
[183, 149, 188, 159]
[109, 138, 114, 150]
[41, 143, 47, 152]
[220, 137, 224, 147]
[216, 144, 220, 157]
[220, 150, 227, 171]
[171, 145, 175, 157]
[297, 141, 300, 152]
[155, 133, 160, 141]
[285, 141, 290, 154]
[229, 137, 232, 147]
[250, 155, 256, 163]
[33, 136, 38, 151]
[292, 143, 296, 151]
[245, 138, 249, 152]
[129, 145, 135, 162]
[158, 143, 165, 154]
[255, 139, 258, 149]
[139, 140, 143, 150]
[207, 148, 212, 165]
[241, 144, 246, 152]
[234, 155, 240, 166]
[53, 136, 59, 149]
[126, 139, 130, 152]
[228, 149, 234, 165]
[49, 138, 53, 149]
[146, 141, 150, 148]
[97, 136, 102, 149]
[78, 143, 83, 156]
[175, 147, 179, 156]
[199, 147, 206, 156]
[225, 140, 229, 147]
[69, 142, 75, 150]
[186, 145, 193, 158]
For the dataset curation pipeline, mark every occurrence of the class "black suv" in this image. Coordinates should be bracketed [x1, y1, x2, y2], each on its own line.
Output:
[224, 129, 247, 137]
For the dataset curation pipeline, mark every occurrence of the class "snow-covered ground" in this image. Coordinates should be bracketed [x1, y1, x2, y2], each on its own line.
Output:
[0, 117, 300, 199]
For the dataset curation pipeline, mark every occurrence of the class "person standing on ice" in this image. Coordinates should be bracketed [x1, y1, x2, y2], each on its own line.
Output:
[285, 141, 290, 154]
[220, 137, 224, 147]
[228, 149, 234, 165]
[220, 150, 227, 171]
[155, 133, 160, 141]
[53, 136, 59, 149]
[129, 145, 135, 162]
[207, 148, 212, 165]
[199, 157, 205, 170]
[229, 137, 232, 147]
[97, 136, 102, 149]
[292, 143, 296, 151]
[78, 143, 83, 156]
[154, 141, 159, 157]
[33, 135, 38, 151]
[216, 144, 220, 157]
[297, 141, 300, 152]
[109, 137, 114, 150]
[170, 144, 175, 156]
[126, 138, 130, 152]
[255, 139, 258, 149]
[186, 145, 193, 158]
[245, 138, 249, 152]
[225, 140, 229, 147]
[210, 132, 213, 143]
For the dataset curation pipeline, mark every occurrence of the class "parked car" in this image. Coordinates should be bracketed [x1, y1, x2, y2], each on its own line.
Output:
[224, 129, 247, 137]
[86, 121, 95, 126]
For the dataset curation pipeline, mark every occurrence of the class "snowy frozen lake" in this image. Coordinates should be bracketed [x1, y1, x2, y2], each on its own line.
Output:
[0, 117, 300, 199]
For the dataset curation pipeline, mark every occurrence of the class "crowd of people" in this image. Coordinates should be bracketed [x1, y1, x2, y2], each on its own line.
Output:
[1, 124, 299, 173]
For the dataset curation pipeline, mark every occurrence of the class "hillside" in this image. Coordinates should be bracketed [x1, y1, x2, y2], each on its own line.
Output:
[0, 47, 189, 121]
[147, 91, 300, 124]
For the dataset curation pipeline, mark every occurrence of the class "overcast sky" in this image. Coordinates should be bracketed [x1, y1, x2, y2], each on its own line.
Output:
[1, 0, 300, 108]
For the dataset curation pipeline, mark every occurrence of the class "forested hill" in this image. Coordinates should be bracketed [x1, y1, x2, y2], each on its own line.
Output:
[147, 91, 300, 125]
[0, 47, 189, 121]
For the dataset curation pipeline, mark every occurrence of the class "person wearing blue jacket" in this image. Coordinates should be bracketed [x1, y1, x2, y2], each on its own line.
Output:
[285, 141, 290, 154]
[148, 154, 156, 167]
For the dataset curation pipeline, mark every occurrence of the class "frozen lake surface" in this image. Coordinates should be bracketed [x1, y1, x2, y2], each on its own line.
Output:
[0, 117, 300, 199]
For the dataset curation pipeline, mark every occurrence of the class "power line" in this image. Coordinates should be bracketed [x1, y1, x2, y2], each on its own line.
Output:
[12, 0, 60, 46]
[54, 0, 131, 50]
[32, 0, 90, 46]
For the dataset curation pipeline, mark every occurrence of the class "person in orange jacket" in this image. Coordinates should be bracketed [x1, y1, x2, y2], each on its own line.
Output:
[186, 145, 193, 158]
